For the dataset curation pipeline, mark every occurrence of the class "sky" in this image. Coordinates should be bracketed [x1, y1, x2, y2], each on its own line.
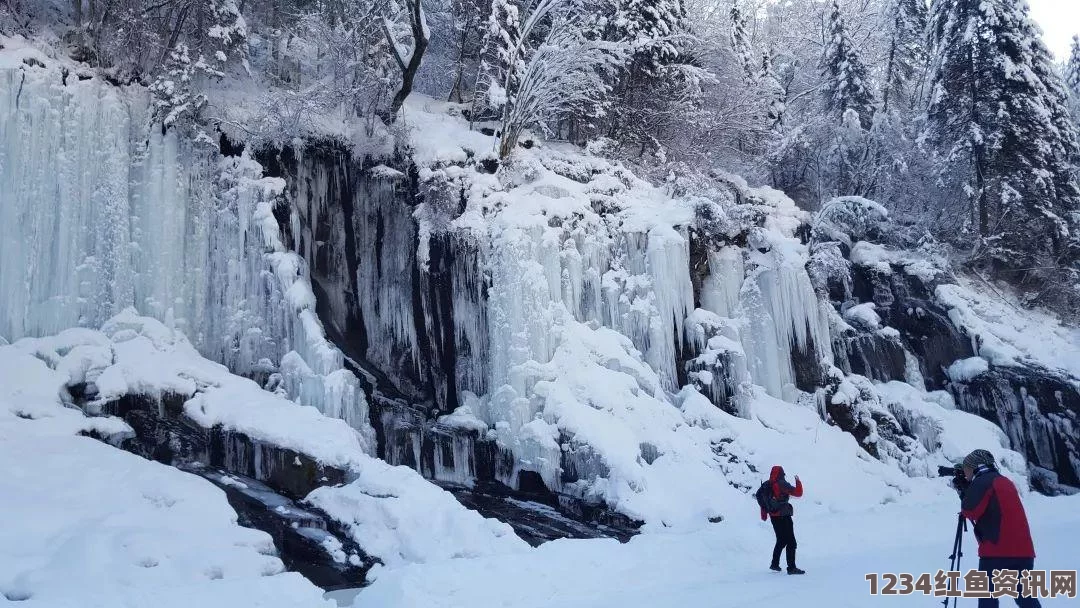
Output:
[1026, 0, 1079, 61]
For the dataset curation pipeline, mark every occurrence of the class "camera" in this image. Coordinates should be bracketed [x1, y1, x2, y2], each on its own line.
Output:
[937, 464, 962, 477]
[937, 463, 969, 494]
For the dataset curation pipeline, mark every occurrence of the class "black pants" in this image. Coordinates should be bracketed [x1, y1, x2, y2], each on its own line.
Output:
[770, 515, 797, 569]
[976, 557, 1042, 607]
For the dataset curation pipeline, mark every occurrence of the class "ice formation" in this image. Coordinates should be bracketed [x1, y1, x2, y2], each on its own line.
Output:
[0, 45, 374, 450]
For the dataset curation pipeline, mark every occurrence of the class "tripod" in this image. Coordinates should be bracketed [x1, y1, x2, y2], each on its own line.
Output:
[943, 512, 967, 608]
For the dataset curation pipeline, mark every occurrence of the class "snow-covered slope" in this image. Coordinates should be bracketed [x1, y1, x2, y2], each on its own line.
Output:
[0, 331, 333, 607]
[0, 310, 528, 577]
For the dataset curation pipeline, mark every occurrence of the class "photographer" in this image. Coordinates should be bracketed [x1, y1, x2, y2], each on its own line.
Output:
[955, 449, 1041, 607]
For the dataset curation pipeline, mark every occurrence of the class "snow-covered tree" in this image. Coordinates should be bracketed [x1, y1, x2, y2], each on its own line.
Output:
[730, 3, 755, 82]
[616, 0, 688, 79]
[146, 0, 248, 135]
[925, 0, 1080, 272]
[496, 4, 631, 158]
[759, 50, 786, 131]
[880, 0, 927, 114]
[820, 0, 875, 129]
[471, 0, 633, 158]
[1066, 35, 1080, 124]
[471, 0, 522, 124]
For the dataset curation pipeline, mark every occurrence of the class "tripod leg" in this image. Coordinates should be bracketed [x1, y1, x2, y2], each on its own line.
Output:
[944, 514, 965, 608]
[951, 515, 965, 608]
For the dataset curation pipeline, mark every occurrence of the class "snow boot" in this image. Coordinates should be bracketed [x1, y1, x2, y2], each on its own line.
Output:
[769, 565, 782, 572]
[787, 567, 805, 575]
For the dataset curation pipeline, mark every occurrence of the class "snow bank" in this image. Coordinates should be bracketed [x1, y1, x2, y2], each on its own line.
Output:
[0, 431, 336, 608]
[306, 459, 527, 570]
[850, 240, 945, 284]
[0, 330, 333, 607]
[843, 302, 882, 331]
[1, 311, 529, 570]
[936, 279, 1080, 379]
[945, 356, 990, 382]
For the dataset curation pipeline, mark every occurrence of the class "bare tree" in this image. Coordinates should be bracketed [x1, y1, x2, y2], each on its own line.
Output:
[382, 0, 430, 122]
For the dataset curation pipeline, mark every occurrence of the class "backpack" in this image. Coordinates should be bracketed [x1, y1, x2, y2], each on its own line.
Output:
[755, 480, 780, 514]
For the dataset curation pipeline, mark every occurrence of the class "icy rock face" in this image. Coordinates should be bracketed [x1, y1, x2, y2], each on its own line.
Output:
[271, 117, 1002, 523]
[0, 58, 374, 447]
[838, 241, 1080, 493]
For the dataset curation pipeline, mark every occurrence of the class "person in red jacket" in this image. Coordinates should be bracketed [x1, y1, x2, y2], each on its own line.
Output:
[958, 449, 1041, 607]
[761, 465, 805, 574]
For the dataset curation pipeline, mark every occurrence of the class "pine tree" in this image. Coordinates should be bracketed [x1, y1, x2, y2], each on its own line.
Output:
[880, 0, 927, 114]
[574, 0, 696, 158]
[925, 0, 1080, 271]
[619, 0, 688, 79]
[730, 3, 755, 82]
[1067, 35, 1080, 123]
[820, 0, 875, 129]
[760, 50, 786, 131]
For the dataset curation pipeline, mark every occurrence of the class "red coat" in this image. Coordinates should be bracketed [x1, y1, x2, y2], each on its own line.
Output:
[760, 465, 803, 520]
[960, 468, 1036, 558]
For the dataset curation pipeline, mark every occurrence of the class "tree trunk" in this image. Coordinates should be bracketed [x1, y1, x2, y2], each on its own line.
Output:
[447, 14, 472, 103]
[386, 0, 429, 123]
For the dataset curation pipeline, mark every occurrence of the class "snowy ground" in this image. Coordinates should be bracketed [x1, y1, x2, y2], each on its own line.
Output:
[354, 493, 1080, 607]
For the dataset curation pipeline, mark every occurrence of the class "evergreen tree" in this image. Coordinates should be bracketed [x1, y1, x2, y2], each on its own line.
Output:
[730, 3, 755, 82]
[1068, 35, 1080, 93]
[471, 0, 522, 124]
[574, 0, 697, 158]
[820, 0, 875, 129]
[760, 50, 786, 131]
[618, 0, 688, 79]
[925, 0, 1080, 271]
[880, 0, 927, 114]
[1067, 35, 1080, 123]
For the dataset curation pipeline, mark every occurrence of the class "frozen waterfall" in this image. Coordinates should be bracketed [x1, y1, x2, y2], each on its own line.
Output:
[0, 63, 374, 452]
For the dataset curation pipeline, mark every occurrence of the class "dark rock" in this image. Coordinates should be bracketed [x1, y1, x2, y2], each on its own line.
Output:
[948, 365, 1080, 490]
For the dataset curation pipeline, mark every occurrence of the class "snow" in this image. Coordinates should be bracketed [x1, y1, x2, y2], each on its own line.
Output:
[843, 302, 882, 331]
[0, 333, 334, 607]
[0, 312, 530, 573]
[0, 432, 337, 608]
[945, 356, 990, 382]
[849, 240, 944, 284]
[936, 278, 1080, 379]
[305, 459, 527, 570]
[352, 492, 1080, 607]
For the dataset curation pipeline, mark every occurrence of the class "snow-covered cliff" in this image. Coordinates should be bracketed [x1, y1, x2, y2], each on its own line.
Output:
[1, 31, 1077, 560]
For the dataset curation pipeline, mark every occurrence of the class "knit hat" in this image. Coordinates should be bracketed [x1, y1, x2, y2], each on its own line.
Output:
[963, 449, 995, 470]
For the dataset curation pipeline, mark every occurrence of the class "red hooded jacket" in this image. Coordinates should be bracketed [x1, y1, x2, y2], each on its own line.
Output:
[760, 465, 803, 520]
